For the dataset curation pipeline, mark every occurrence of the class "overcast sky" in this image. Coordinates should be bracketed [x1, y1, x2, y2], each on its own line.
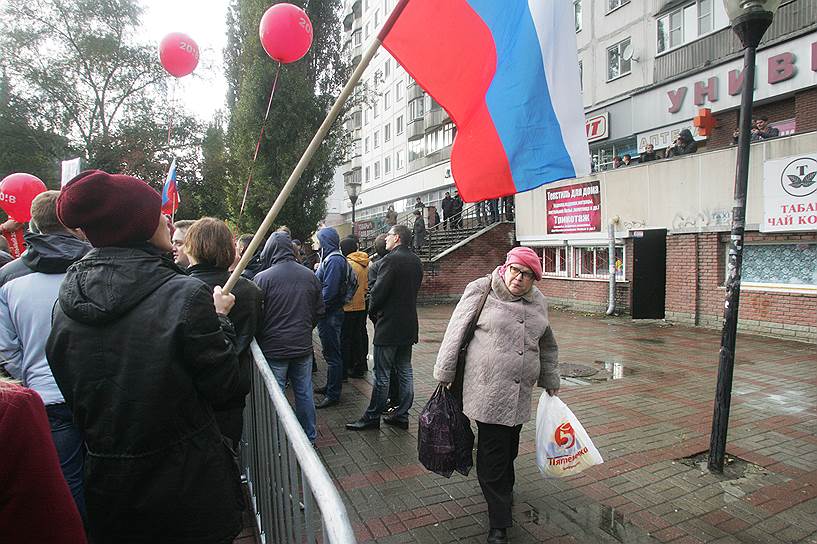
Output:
[141, 0, 231, 121]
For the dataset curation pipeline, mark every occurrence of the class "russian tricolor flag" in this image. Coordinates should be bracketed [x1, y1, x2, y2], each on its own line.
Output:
[382, 0, 590, 202]
[161, 158, 180, 215]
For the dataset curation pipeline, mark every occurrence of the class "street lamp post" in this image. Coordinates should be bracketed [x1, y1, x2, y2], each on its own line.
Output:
[345, 175, 361, 229]
[708, 0, 779, 474]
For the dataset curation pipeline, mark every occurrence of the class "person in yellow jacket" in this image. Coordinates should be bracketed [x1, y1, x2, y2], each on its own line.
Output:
[340, 237, 370, 379]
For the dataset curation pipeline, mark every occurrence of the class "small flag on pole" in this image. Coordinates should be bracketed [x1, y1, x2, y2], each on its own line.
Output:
[161, 159, 180, 215]
[381, 0, 590, 202]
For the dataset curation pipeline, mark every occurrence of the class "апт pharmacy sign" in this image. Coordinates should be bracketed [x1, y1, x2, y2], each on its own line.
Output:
[762, 154, 817, 233]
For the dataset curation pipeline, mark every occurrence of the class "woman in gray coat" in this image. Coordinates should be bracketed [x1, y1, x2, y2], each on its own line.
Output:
[434, 247, 559, 544]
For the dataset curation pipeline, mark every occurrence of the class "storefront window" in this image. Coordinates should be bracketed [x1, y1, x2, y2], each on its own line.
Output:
[574, 246, 624, 280]
[543, 247, 568, 277]
[590, 137, 638, 171]
[737, 243, 817, 288]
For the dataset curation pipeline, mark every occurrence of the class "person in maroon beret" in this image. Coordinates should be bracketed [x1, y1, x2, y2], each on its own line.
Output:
[45, 170, 245, 544]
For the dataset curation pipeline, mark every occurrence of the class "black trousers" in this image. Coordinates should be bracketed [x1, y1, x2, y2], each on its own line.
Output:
[341, 310, 369, 376]
[476, 421, 522, 529]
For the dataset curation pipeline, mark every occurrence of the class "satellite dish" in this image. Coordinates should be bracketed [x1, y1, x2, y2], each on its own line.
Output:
[622, 43, 639, 62]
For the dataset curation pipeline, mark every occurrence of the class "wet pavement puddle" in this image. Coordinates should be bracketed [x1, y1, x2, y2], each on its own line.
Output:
[519, 502, 657, 543]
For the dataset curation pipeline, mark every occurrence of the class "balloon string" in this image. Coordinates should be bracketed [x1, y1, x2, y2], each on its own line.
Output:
[239, 62, 282, 220]
[167, 77, 178, 146]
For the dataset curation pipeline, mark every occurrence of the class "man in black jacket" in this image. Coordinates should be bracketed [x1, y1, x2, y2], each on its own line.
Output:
[347, 224, 423, 430]
[45, 170, 244, 544]
[441, 191, 453, 229]
[254, 232, 325, 443]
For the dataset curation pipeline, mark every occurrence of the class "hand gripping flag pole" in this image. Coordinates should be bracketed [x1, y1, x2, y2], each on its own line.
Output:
[223, 0, 410, 294]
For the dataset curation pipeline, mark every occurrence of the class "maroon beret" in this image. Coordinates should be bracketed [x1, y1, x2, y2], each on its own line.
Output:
[57, 170, 162, 248]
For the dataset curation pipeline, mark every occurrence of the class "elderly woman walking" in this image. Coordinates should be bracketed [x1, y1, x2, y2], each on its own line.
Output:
[434, 247, 560, 544]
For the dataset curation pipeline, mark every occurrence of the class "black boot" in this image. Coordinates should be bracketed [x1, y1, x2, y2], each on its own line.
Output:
[487, 528, 508, 544]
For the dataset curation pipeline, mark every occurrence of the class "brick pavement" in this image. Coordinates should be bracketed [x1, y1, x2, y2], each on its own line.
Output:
[307, 305, 817, 544]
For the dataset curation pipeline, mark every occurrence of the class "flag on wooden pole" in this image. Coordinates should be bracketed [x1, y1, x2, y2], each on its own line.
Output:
[380, 0, 590, 202]
[161, 159, 180, 216]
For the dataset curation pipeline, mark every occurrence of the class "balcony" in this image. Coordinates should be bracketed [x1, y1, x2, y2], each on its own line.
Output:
[407, 81, 424, 101]
[653, 0, 816, 84]
[407, 118, 425, 141]
[424, 108, 446, 130]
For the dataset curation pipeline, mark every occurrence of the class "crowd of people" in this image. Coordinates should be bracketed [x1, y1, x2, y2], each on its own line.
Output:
[600, 114, 782, 172]
[1, 168, 560, 544]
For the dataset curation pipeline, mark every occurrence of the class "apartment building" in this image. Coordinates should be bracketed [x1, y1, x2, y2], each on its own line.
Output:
[330, 0, 458, 229]
[515, 0, 817, 341]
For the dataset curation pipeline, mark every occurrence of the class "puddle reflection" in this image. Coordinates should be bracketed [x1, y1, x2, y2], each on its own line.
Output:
[521, 503, 657, 543]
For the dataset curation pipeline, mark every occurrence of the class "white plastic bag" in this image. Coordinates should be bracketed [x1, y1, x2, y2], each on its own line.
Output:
[536, 392, 603, 478]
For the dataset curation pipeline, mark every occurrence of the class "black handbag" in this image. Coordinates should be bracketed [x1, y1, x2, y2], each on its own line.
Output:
[451, 275, 492, 403]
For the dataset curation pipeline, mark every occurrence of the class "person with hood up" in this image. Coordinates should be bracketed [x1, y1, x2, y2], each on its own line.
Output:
[340, 237, 370, 379]
[0, 190, 92, 521]
[45, 170, 244, 544]
[313, 227, 349, 409]
[666, 129, 698, 158]
[254, 231, 325, 442]
[185, 217, 263, 448]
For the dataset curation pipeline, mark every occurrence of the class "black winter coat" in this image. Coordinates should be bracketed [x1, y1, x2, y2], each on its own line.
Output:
[254, 232, 325, 360]
[46, 246, 244, 544]
[368, 245, 423, 345]
[188, 263, 263, 447]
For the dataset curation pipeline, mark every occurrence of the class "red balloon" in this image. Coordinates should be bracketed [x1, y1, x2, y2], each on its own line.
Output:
[0, 173, 47, 223]
[259, 3, 314, 64]
[159, 32, 200, 78]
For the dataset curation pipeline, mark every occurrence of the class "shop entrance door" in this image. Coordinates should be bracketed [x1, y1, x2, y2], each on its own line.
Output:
[631, 229, 667, 319]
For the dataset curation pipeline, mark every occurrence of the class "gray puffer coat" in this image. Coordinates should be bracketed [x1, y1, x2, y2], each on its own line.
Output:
[433, 268, 559, 427]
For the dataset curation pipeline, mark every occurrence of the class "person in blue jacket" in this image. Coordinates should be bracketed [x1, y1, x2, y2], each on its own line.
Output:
[313, 227, 348, 408]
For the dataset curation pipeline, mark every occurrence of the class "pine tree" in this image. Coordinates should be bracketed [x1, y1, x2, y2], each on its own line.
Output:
[225, 0, 348, 242]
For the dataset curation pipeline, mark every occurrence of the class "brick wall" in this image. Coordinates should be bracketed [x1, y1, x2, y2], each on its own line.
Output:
[665, 231, 817, 342]
[794, 87, 817, 133]
[418, 223, 516, 303]
[709, 88, 817, 151]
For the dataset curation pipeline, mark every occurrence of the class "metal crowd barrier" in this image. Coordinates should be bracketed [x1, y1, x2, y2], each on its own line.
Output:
[241, 341, 356, 544]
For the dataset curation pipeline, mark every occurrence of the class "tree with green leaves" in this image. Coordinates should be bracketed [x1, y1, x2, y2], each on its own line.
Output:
[225, 0, 348, 241]
[0, 71, 77, 186]
[0, 0, 201, 195]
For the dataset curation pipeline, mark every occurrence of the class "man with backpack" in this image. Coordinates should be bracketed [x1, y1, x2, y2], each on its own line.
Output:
[313, 227, 352, 409]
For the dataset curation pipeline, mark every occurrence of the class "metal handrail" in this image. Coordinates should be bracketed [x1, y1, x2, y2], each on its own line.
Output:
[242, 341, 356, 544]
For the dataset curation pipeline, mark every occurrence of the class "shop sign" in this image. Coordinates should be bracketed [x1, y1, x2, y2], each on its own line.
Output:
[654, 35, 817, 123]
[546, 181, 602, 235]
[762, 154, 817, 233]
[354, 220, 376, 238]
[636, 119, 706, 151]
[585, 113, 609, 143]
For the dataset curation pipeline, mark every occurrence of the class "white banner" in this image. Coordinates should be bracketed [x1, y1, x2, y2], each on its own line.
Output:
[61, 158, 82, 187]
[762, 154, 817, 233]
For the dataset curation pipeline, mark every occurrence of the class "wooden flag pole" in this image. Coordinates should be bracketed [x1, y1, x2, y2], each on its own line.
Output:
[223, 0, 409, 295]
